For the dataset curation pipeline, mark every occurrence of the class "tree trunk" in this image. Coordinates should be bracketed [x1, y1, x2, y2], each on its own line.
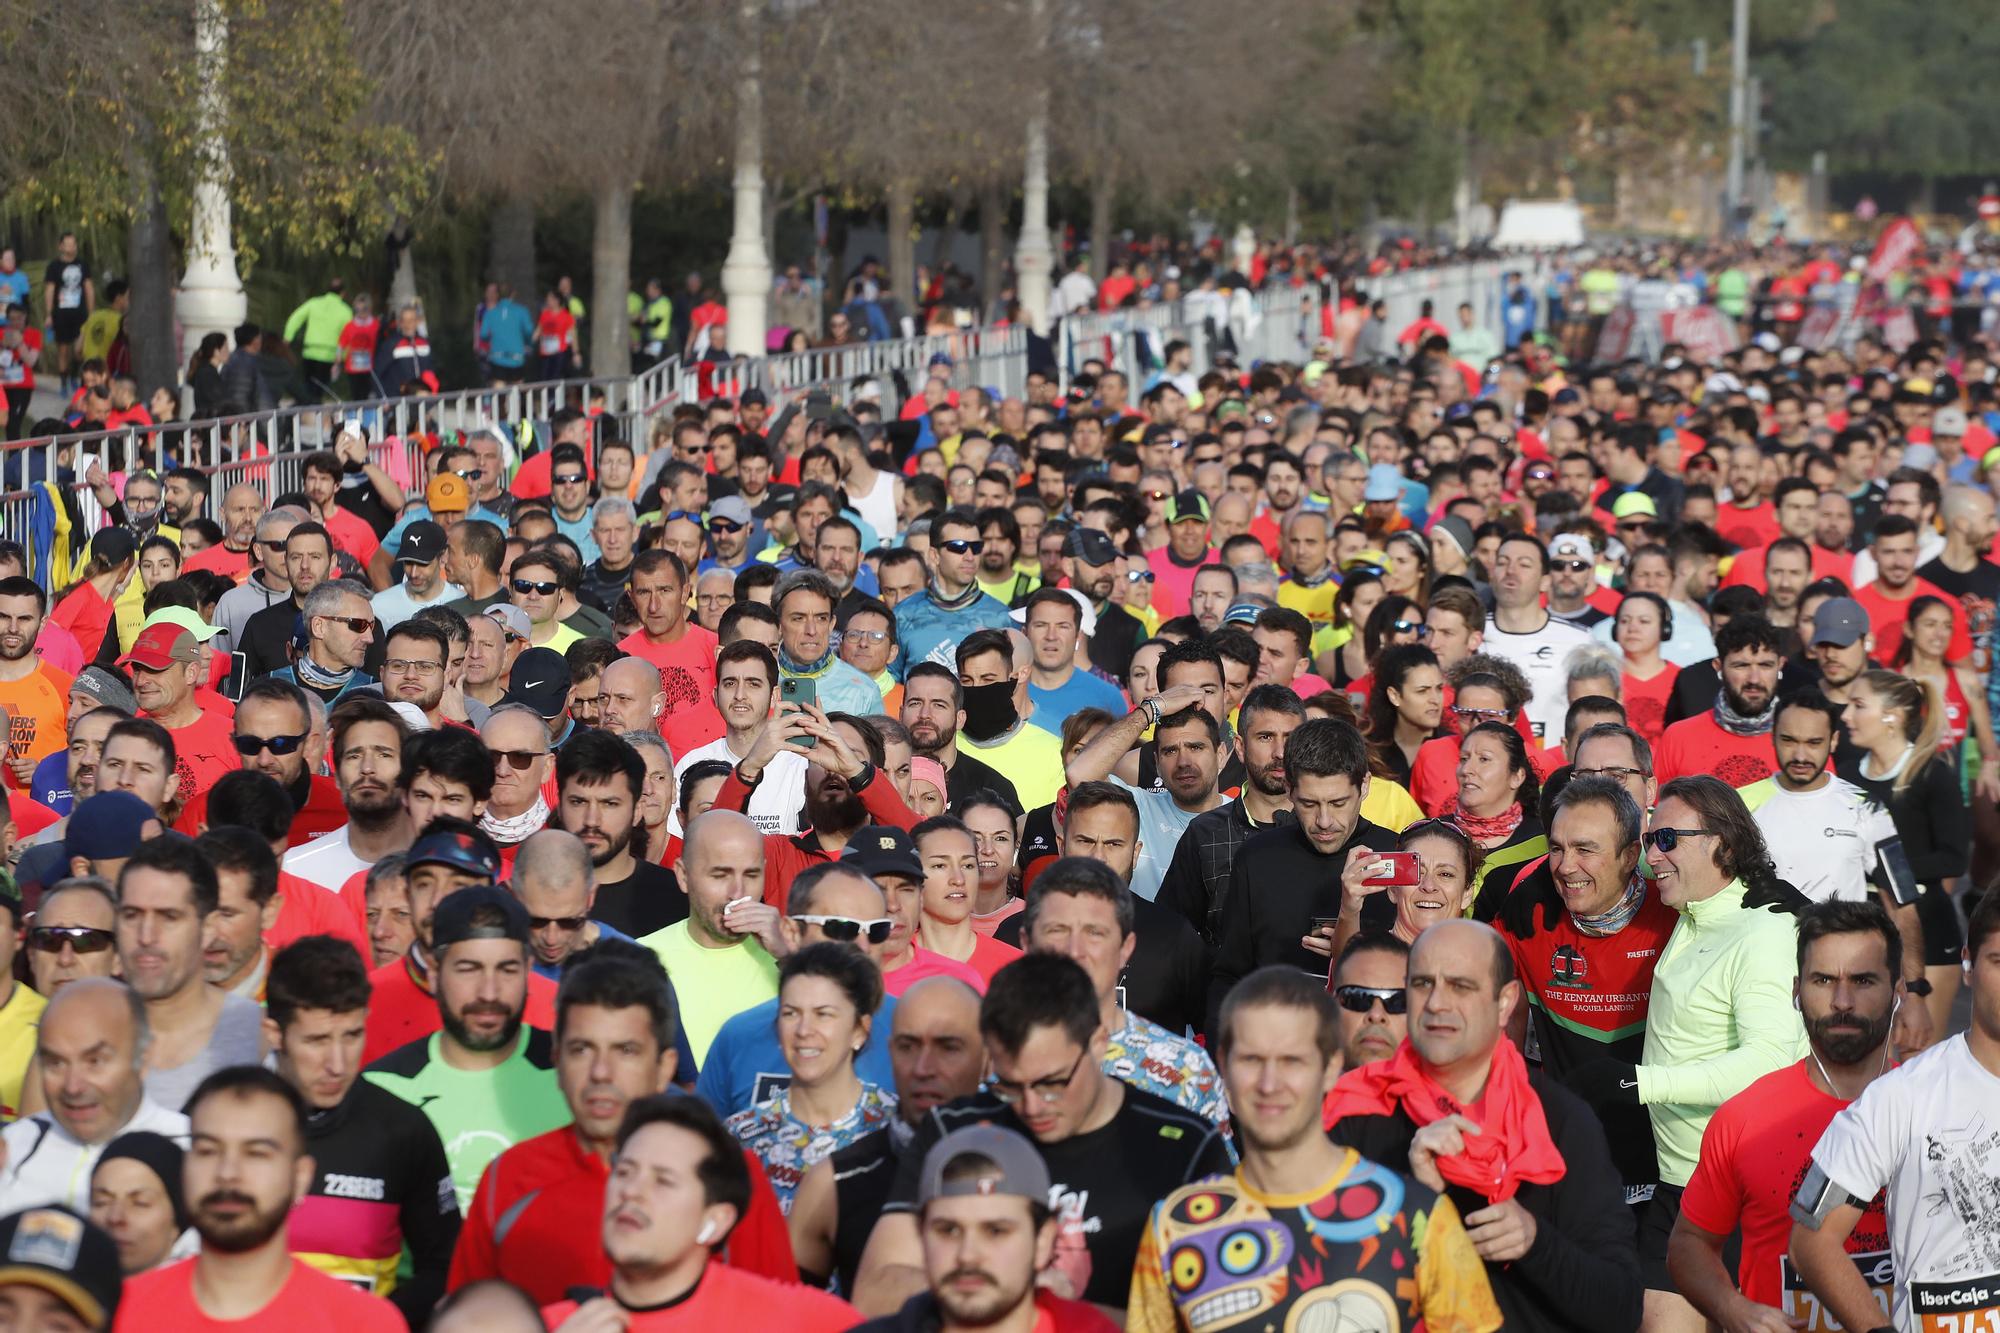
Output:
[490, 192, 536, 302]
[979, 178, 1007, 317]
[591, 176, 633, 378]
[886, 177, 915, 318]
[125, 168, 177, 397]
[1089, 170, 1115, 282]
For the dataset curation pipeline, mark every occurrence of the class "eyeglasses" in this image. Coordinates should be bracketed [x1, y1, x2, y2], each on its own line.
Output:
[512, 578, 559, 596]
[321, 615, 374, 635]
[233, 731, 310, 757]
[1333, 985, 1407, 1016]
[1552, 559, 1592, 574]
[1126, 569, 1156, 583]
[1524, 469, 1555, 481]
[487, 747, 549, 770]
[451, 467, 486, 482]
[1144, 490, 1170, 502]
[28, 925, 115, 955]
[708, 519, 744, 534]
[1644, 827, 1714, 854]
[845, 628, 890, 643]
[384, 657, 444, 675]
[1450, 705, 1510, 724]
[1574, 765, 1646, 782]
[1391, 620, 1431, 639]
[526, 913, 590, 932]
[990, 1048, 1089, 1107]
[792, 915, 894, 945]
[939, 539, 985, 556]
[553, 473, 588, 486]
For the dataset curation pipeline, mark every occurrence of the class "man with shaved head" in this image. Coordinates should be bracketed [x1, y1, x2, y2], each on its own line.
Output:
[509, 828, 629, 979]
[182, 482, 268, 582]
[1323, 919, 1641, 1332]
[1, 978, 190, 1210]
[638, 808, 787, 1063]
[597, 655, 664, 735]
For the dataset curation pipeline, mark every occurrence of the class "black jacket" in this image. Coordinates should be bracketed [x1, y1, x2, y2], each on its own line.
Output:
[1327, 1067, 1643, 1333]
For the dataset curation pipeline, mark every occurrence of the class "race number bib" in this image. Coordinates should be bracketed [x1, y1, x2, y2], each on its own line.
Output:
[1781, 1252, 1892, 1332]
[539, 335, 564, 355]
[1913, 1276, 2000, 1332]
[347, 350, 372, 371]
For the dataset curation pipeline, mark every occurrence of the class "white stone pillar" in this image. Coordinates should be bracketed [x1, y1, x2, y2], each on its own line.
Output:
[721, 0, 770, 359]
[1016, 0, 1054, 335]
[176, 0, 247, 360]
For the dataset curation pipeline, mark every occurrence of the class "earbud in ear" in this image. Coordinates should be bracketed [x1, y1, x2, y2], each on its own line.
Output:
[696, 1220, 716, 1245]
[1792, 993, 1801, 1011]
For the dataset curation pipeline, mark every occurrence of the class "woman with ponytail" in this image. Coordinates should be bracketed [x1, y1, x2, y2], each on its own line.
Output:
[1836, 668, 1966, 1041]
[48, 526, 139, 666]
[1896, 594, 2000, 800]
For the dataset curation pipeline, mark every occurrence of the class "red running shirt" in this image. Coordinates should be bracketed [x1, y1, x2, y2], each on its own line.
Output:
[114, 1256, 405, 1332]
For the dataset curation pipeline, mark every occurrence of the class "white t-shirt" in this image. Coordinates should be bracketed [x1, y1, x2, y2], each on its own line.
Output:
[1748, 776, 1902, 904]
[283, 825, 370, 893]
[668, 739, 806, 837]
[1801, 1035, 2000, 1332]
[1482, 613, 1592, 745]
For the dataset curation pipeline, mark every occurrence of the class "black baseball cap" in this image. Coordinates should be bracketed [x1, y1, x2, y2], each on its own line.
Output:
[1062, 527, 1118, 566]
[0, 1206, 122, 1329]
[406, 828, 501, 881]
[840, 825, 923, 882]
[505, 647, 573, 719]
[396, 520, 447, 564]
[431, 884, 531, 951]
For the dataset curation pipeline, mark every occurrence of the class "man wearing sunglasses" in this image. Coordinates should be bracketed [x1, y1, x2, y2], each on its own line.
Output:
[0, 877, 41, 1118]
[695, 494, 759, 578]
[893, 507, 1014, 685]
[698, 861, 901, 1119]
[25, 880, 121, 1000]
[1545, 532, 1614, 628]
[1330, 930, 1410, 1073]
[854, 952, 1230, 1320]
[270, 579, 379, 707]
[506, 550, 581, 655]
[509, 828, 637, 981]
[544, 444, 601, 565]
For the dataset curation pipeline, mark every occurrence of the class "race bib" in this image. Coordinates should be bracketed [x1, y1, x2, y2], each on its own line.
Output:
[1913, 1276, 2000, 1333]
[348, 350, 372, 371]
[539, 335, 563, 355]
[0, 358, 20, 386]
[1781, 1251, 1892, 1332]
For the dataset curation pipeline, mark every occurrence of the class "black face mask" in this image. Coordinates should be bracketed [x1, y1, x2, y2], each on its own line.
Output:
[961, 680, 1018, 741]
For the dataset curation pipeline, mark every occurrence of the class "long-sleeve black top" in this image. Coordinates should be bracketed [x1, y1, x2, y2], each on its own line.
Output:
[1836, 749, 1969, 890]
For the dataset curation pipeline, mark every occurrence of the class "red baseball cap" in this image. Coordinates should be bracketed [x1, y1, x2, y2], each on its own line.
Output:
[117, 623, 197, 672]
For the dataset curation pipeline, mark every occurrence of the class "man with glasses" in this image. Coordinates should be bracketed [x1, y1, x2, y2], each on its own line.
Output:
[370, 521, 461, 630]
[1331, 930, 1409, 1071]
[379, 620, 453, 731]
[580, 497, 640, 613]
[544, 444, 599, 564]
[175, 679, 342, 846]
[24, 879, 120, 999]
[853, 952, 1229, 1319]
[271, 578, 379, 706]
[894, 506, 1015, 682]
[506, 549, 580, 654]
[0, 978, 189, 1211]
[837, 598, 902, 710]
[697, 494, 759, 578]
[1484, 532, 1591, 747]
[1560, 776, 1807, 1333]
[1545, 532, 1612, 628]
[478, 703, 554, 863]
[698, 861, 902, 1118]
[1323, 919, 1642, 1333]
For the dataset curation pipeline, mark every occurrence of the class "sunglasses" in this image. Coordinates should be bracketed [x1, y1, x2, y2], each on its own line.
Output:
[233, 731, 310, 757]
[708, 519, 744, 534]
[1126, 569, 1156, 583]
[487, 747, 549, 770]
[793, 914, 894, 945]
[553, 473, 589, 486]
[1644, 826, 1713, 854]
[512, 578, 559, 596]
[1450, 705, 1510, 723]
[321, 615, 374, 635]
[1144, 489, 1170, 502]
[1333, 984, 1407, 1016]
[940, 539, 985, 555]
[1525, 469, 1555, 481]
[452, 467, 486, 481]
[1552, 559, 1592, 574]
[526, 913, 590, 932]
[1391, 620, 1431, 639]
[661, 510, 702, 525]
[28, 925, 116, 955]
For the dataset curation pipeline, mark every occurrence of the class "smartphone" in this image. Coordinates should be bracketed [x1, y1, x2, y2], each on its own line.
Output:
[779, 676, 817, 747]
[1309, 916, 1341, 934]
[1364, 851, 1421, 888]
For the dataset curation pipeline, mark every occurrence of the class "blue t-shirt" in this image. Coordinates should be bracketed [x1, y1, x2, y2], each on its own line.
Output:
[1027, 669, 1126, 736]
[0, 270, 29, 313]
[695, 992, 897, 1119]
[29, 751, 70, 817]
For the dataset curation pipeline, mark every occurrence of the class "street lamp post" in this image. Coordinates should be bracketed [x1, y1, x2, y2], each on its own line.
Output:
[1016, 0, 1054, 335]
[721, 0, 771, 358]
[176, 0, 247, 366]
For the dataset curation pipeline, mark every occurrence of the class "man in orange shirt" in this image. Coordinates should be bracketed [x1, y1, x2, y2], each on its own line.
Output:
[0, 575, 74, 794]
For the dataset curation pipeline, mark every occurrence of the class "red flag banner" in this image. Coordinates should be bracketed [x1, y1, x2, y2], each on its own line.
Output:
[1866, 217, 1922, 284]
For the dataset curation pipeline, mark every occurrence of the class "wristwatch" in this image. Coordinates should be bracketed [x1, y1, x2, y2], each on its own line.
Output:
[1903, 978, 1933, 997]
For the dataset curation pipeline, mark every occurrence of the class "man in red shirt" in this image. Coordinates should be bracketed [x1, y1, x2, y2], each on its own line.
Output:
[360, 821, 556, 1064]
[301, 448, 384, 571]
[197, 769, 372, 966]
[119, 621, 235, 807]
[1852, 515, 1971, 665]
[1666, 901, 1899, 1330]
[537, 1095, 855, 1332]
[177, 677, 347, 846]
[180, 483, 266, 583]
[1713, 443, 1780, 550]
[1653, 617, 1783, 789]
[1721, 479, 1851, 591]
[448, 941, 796, 1305]
[113, 1066, 405, 1331]
[618, 550, 720, 757]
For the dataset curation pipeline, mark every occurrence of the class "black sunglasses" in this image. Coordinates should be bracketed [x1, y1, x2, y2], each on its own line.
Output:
[553, 472, 589, 486]
[1391, 620, 1431, 639]
[1333, 984, 1407, 1016]
[1644, 827, 1714, 854]
[940, 539, 985, 555]
[322, 615, 374, 634]
[793, 914, 894, 945]
[28, 925, 116, 954]
[512, 578, 559, 596]
[452, 467, 486, 481]
[487, 747, 549, 770]
[1552, 559, 1592, 574]
[233, 731, 310, 757]
[526, 913, 589, 932]
[708, 519, 745, 534]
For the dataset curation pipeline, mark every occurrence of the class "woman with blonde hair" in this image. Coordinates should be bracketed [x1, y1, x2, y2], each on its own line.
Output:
[1836, 668, 1964, 1041]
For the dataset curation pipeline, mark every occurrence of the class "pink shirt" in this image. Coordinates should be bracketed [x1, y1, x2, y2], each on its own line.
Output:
[1146, 546, 1217, 622]
[33, 620, 84, 676]
[881, 945, 987, 996]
